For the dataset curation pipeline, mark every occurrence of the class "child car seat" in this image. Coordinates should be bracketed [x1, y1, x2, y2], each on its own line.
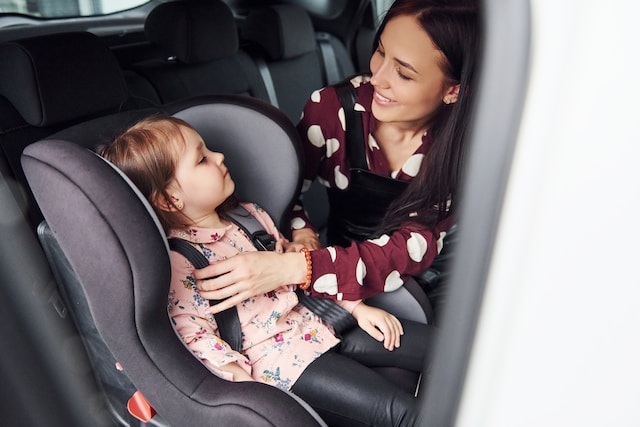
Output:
[22, 95, 433, 425]
[21, 96, 325, 426]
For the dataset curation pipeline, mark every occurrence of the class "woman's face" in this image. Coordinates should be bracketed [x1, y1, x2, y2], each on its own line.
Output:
[169, 125, 235, 220]
[369, 14, 459, 128]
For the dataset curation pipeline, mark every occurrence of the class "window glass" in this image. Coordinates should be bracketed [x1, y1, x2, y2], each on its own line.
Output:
[0, 0, 150, 17]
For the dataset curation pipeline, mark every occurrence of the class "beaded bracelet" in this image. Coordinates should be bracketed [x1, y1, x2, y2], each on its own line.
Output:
[298, 247, 312, 290]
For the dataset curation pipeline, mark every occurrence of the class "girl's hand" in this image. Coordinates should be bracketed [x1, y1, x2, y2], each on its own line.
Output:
[274, 236, 288, 254]
[351, 303, 404, 351]
[292, 227, 322, 250]
[207, 361, 254, 382]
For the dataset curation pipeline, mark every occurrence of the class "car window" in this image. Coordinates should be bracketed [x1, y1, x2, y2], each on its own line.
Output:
[0, 0, 150, 17]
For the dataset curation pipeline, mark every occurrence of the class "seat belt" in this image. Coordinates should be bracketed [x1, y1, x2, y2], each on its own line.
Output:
[316, 32, 341, 85]
[244, 44, 280, 107]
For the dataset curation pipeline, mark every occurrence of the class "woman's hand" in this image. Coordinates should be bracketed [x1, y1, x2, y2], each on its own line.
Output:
[351, 303, 404, 351]
[194, 251, 307, 313]
[292, 227, 322, 250]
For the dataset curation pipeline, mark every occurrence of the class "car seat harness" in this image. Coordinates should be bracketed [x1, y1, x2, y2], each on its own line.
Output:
[169, 204, 357, 354]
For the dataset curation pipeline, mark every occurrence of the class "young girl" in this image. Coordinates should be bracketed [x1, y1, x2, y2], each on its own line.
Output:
[99, 115, 435, 426]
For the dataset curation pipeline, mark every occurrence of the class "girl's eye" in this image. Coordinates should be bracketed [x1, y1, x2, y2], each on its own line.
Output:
[199, 156, 206, 164]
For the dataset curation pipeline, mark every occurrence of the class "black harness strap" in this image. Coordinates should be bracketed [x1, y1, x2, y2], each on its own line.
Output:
[168, 238, 244, 352]
[169, 205, 357, 354]
[334, 78, 366, 169]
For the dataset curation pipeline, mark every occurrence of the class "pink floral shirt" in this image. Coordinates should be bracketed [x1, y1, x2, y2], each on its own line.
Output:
[167, 203, 341, 390]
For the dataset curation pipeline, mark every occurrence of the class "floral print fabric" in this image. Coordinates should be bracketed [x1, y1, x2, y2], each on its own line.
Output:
[167, 203, 340, 390]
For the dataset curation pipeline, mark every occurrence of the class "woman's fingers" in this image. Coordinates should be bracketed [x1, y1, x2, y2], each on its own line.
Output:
[206, 289, 251, 314]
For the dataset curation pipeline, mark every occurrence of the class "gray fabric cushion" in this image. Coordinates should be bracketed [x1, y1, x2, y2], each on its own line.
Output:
[244, 4, 317, 61]
[0, 32, 127, 127]
[20, 98, 323, 426]
[145, 0, 239, 64]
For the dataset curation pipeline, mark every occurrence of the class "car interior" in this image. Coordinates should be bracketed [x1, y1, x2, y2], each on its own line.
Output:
[5, 0, 639, 425]
[0, 0, 448, 425]
[0, 0, 444, 425]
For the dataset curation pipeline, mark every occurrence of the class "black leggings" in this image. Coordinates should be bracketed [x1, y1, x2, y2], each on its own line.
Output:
[291, 318, 437, 427]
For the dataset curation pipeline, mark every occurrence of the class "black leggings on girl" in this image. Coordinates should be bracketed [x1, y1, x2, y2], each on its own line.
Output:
[290, 318, 437, 427]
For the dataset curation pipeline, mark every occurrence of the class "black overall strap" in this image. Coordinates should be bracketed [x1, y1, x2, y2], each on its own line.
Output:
[227, 206, 357, 335]
[334, 78, 366, 169]
[168, 238, 243, 352]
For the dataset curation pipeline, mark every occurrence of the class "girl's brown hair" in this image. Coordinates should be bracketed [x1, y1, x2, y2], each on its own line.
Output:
[98, 115, 236, 232]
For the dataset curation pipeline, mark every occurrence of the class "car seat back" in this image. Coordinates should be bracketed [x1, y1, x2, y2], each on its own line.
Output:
[21, 97, 324, 426]
[0, 31, 132, 229]
[128, 0, 271, 105]
[242, 3, 349, 123]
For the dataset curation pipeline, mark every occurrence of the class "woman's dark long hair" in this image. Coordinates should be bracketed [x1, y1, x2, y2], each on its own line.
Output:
[375, 0, 481, 234]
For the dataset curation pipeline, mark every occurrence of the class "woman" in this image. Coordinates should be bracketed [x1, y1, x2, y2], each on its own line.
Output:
[195, 0, 480, 316]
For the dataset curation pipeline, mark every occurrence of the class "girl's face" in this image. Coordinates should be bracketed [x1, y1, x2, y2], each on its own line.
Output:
[168, 125, 235, 222]
[369, 14, 459, 128]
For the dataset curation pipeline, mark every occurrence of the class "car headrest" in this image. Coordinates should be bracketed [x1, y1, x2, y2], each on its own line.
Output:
[243, 4, 317, 61]
[145, 0, 239, 64]
[0, 32, 127, 127]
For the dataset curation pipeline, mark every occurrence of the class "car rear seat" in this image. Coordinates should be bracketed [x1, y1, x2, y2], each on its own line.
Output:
[240, 4, 357, 240]
[241, 3, 355, 123]
[0, 31, 143, 229]
[127, 0, 271, 105]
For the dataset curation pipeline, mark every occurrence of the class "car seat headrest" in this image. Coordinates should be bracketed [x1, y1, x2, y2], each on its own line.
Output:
[145, 0, 239, 64]
[0, 32, 127, 127]
[243, 4, 317, 61]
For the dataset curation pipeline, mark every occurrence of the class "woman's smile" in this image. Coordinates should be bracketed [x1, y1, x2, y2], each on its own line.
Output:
[373, 90, 395, 105]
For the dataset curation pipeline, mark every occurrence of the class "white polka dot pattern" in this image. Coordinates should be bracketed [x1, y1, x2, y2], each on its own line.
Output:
[334, 165, 349, 190]
[402, 154, 424, 177]
[326, 138, 340, 158]
[307, 125, 326, 148]
[338, 107, 346, 131]
[368, 234, 390, 246]
[356, 258, 366, 285]
[407, 232, 428, 262]
[384, 270, 403, 292]
[368, 135, 380, 151]
[311, 89, 322, 103]
[291, 217, 306, 230]
[313, 274, 339, 295]
[327, 246, 337, 262]
[437, 231, 446, 253]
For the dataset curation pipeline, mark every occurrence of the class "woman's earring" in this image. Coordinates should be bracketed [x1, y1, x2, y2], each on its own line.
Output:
[443, 97, 451, 105]
[175, 200, 184, 210]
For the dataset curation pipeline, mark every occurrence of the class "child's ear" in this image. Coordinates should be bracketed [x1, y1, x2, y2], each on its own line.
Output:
[443, 83, 460, 105]
[152, 191, 183, 212]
